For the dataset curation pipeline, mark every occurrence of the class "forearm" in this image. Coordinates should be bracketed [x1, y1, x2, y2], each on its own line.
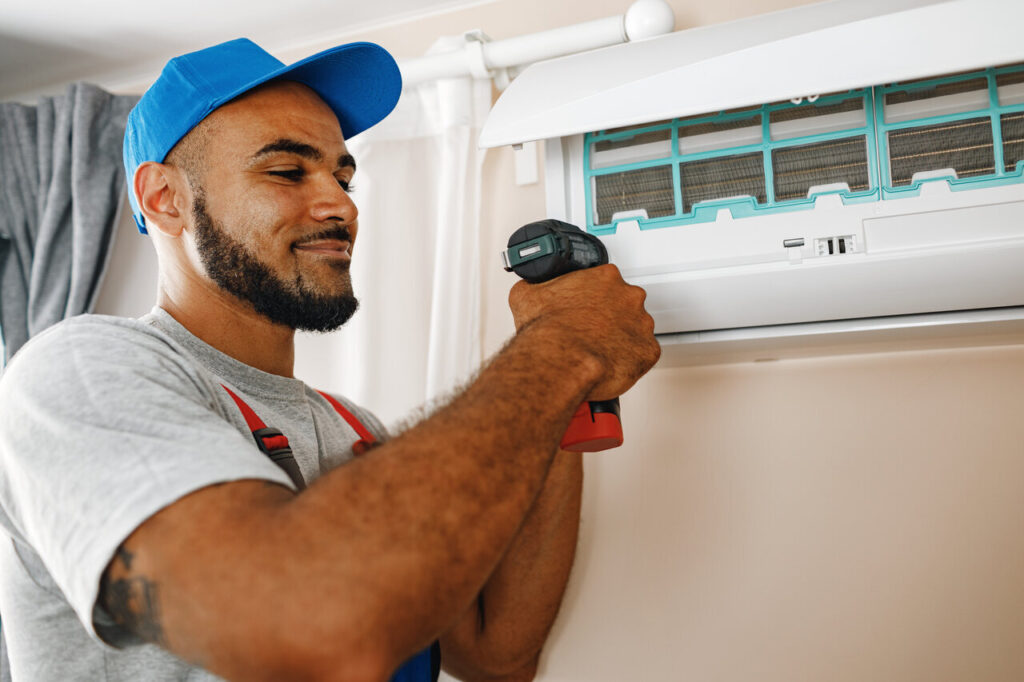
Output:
[103, 266, 659, 681]
[441, 451, 583, 680]
[117, 322, 602, 679]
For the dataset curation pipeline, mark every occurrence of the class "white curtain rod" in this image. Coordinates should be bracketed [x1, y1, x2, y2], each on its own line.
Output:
[397, 0, 675, 88]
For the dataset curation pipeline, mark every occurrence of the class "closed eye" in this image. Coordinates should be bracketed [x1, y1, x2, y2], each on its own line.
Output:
[268, 169, 304, 181]
[267, 169, 353, 193]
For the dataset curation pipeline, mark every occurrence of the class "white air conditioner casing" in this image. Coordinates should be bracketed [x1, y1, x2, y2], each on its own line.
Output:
[480, 0, 1024, 363]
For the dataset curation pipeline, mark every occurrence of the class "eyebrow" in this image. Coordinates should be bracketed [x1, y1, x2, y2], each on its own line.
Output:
[251, 138, 356, 171]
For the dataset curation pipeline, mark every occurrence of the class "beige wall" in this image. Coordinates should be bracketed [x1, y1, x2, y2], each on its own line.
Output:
[336, 1, 1024, 680]
[559, 346, 1024, 681]
[93, 0, 1024, 679]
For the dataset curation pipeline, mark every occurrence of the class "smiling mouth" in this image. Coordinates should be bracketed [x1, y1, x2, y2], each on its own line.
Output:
[293, 239, 351, 258]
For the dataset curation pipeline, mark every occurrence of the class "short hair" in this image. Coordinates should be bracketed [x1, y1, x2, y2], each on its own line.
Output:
[164, 115, 219, 189]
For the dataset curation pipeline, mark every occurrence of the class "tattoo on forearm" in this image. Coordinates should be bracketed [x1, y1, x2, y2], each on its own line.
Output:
[100, 545, 166, 645]
[116, 546, 135, 570]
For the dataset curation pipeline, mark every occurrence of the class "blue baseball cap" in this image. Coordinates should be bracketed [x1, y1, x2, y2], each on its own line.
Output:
[123, 38, 402, 234]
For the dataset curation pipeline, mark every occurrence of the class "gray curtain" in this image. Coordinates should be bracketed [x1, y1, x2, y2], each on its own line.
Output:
[0, 82, 138, 365]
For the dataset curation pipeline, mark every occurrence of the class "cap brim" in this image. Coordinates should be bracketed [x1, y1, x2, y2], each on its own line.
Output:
[215, 42, 403, 140]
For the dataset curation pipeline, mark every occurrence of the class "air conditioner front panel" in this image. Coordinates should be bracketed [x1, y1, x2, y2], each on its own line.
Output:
[601, 187, 1024, 332]
[479, 0, 1024, 148]
[515, 2, 1024, 359]
[638, 238, 1024, 334]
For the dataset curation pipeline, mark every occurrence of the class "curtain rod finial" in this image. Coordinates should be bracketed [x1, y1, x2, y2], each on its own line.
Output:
[624, 0, 675, 42]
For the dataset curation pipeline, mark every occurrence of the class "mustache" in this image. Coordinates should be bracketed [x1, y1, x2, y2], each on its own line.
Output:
[294, 226, 352, 246]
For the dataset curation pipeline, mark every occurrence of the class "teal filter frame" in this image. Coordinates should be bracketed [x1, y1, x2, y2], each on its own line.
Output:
[876, 63, 1024, 199]
[583, 62, 1024, 235]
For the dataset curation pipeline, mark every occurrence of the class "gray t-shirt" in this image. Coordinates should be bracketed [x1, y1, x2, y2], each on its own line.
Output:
[0, 308, 387, 680]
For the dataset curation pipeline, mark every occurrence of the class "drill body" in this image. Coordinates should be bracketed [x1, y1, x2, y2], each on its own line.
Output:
[503, 219, 624, 452]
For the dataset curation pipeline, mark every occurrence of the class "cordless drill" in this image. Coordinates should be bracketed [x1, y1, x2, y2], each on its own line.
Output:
[502, 219, 623, 452]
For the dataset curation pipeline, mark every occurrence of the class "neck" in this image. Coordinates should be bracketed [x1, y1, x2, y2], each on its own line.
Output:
[157, 284, 296, 378]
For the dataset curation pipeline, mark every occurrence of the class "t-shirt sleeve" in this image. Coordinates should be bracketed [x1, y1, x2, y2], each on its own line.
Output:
[0, 320, 295, 645]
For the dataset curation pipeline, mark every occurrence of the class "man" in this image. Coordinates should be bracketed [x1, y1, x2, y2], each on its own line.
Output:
[0, 38, 659, 681]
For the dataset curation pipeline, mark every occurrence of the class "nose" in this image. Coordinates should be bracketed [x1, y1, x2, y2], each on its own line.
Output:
[309, 173, 358, 227]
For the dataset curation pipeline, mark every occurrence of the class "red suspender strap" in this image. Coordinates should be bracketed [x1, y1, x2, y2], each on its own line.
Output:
[221, 384, 291, 452]
[316, 390, 377, 455]
[222, 383, 378, 483]
[222, 384, 306, 490]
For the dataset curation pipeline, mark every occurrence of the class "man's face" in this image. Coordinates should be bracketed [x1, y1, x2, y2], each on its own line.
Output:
[179, 80, 361, 332]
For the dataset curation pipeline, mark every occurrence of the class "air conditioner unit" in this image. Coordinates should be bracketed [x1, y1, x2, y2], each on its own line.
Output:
[480, 0, 1024, 363]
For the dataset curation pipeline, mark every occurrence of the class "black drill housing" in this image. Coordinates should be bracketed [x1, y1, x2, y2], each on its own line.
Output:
[504, 219, 608, 283]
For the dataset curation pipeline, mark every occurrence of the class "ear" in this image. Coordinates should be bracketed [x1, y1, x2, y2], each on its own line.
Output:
[135, 162, 188, 237]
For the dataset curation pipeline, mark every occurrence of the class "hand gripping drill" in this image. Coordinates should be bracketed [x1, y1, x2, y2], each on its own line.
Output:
[502, 219, 623, 452]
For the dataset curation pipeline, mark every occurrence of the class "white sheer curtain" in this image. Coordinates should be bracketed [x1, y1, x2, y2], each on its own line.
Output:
[295, 43, 492, 430]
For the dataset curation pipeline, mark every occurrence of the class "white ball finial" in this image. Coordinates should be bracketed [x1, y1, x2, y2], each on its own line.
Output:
[624, 0, 675, 41]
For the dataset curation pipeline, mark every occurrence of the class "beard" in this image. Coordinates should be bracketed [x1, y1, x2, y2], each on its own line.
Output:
[191, 192, 359, 332]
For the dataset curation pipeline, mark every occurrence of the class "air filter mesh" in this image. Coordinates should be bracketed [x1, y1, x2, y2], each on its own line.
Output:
[679, 153, 765, 213]
[593, 165, 675, 225]
[594, 128, 672, 153]
[888, 117, 994, 186]
[996, 70, 1024, 90]
[679, 116, 760, 141]
[770, 98, 863, 125]
[885, 78, 988, 106]
[772, 137, 870, 202]
[1001, 112, 1024, 172]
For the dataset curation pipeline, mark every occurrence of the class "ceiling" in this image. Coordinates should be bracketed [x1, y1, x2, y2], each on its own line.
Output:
[1, 0, 492, 101]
